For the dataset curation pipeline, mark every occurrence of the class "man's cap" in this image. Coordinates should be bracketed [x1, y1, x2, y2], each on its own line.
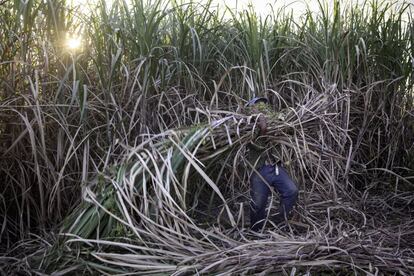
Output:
[245, 97, 269, 107]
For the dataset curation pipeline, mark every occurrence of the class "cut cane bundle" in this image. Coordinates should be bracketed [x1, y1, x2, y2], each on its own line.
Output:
[60, 93, 343, 238]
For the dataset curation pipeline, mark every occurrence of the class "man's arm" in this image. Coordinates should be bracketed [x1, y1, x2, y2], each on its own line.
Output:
[252, 107, 267, 136]
[258, 114, 267, 136]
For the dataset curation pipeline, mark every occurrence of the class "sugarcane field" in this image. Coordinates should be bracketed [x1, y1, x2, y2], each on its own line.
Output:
[1, 0, 414, 274]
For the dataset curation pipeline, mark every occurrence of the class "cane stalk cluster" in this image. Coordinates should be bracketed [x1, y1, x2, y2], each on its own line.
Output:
[0, 0, 413, 274]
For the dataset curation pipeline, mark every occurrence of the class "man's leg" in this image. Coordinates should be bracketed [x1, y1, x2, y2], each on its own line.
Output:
[271, 166, 298, 222]
[250, 167, 271, 231]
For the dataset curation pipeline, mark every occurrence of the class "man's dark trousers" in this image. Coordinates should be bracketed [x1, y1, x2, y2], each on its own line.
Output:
[250, 165, 298, 231]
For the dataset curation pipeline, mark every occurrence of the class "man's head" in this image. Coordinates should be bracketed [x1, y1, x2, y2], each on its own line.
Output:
[245, 97, 269, 107]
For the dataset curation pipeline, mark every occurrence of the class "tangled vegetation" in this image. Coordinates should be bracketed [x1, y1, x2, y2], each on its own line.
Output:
[1, 0, 413, 274]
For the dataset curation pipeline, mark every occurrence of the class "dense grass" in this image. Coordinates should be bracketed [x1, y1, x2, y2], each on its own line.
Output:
[1, 0, 413, 274]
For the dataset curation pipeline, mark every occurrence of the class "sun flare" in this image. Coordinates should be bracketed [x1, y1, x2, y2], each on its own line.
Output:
[66, 36, 82, 50]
